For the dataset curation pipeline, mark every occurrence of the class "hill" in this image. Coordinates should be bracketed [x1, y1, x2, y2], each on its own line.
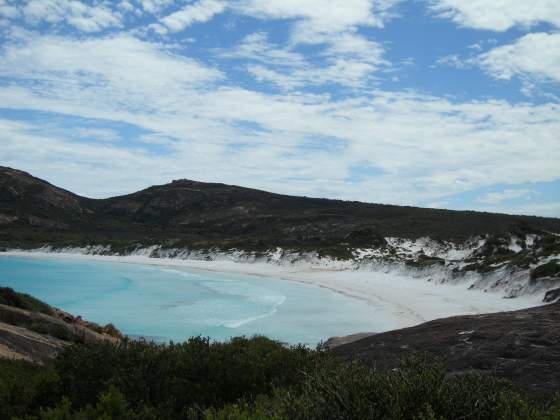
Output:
[1, 166, 559, 253]
[0, 287, 121, 364]
[332, 301, 560, 397]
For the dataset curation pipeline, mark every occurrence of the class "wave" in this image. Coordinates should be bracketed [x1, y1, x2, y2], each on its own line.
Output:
[157, 268, 289, 329]
[220, 295, 287, 329]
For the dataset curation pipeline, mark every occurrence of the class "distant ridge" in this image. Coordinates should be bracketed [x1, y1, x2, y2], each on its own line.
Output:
[1, 165, 559, 252]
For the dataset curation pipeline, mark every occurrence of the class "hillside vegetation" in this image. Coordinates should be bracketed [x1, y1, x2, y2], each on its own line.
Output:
[0, 287, 54, 316]
[2, 166, 560, 254]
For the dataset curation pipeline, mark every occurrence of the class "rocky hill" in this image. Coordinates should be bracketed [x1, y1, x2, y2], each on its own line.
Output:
[1, 166, 560, 300]
[332, 301, 560, 397]
[0, 287, 121, 364]
[2, 166, 560, 249]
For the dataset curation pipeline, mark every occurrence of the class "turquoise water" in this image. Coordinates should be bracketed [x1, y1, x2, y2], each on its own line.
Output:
[0, 256, 394, 345]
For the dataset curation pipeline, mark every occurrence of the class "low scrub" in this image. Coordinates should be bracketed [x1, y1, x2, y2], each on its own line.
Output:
[1, 337, 559, 419]
[531, 260, 560, 283]
[406, 255, 445, 269]
[0, 287, 54, 316]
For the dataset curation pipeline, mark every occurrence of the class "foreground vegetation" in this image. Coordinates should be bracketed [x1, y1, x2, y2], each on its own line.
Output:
[1, 337, 559, 420]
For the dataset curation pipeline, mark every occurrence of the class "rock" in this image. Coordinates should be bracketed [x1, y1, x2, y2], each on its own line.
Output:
[52, 308, 123, 339]
[324, 332, 377, 348]
[102, 323, 123, 338]
[544, 288, 560, 303]
[333, 302, 560, 397]
[0, 214, 18, 225]
[0, 304, 121, 364]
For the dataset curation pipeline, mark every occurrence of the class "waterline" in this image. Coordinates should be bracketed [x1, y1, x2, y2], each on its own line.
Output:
[0, 255, 393, 345]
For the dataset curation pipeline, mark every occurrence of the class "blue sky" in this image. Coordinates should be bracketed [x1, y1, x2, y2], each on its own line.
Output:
[0, 0, 559, 217]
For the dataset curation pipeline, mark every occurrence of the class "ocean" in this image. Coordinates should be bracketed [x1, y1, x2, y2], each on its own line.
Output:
[0, 255, 395, 345]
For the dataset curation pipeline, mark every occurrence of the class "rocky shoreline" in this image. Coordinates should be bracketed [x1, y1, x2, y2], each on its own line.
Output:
[332, 301, 560, 397]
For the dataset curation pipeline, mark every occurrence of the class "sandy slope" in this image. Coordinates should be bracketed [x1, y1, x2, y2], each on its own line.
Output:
[2, 251, 542, 330]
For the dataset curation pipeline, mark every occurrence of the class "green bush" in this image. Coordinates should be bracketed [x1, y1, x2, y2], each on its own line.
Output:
[531, 260, 560, 282]
[0, 287, 54, 316]
[53, 336, 323, 413]
[406, 255, 445, 269]
[0, 359, 60, 419]
[1, 338, 559, 419]
[207, 361, 560, 420]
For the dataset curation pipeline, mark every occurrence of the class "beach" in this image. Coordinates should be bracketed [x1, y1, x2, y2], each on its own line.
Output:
[2, 250, 541, 330]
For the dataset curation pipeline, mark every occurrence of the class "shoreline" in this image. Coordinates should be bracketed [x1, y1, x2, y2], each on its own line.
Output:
[1, 250, 543, 330]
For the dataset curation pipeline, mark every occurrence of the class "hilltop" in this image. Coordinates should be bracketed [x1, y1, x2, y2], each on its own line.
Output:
[1, 165, 559, 250]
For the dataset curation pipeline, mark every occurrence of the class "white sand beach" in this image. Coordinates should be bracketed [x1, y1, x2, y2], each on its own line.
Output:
[2, 250, 542, 330]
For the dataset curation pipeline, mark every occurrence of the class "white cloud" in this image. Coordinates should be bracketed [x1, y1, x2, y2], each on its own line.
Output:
[150, 1, 398, 89]
[430, 0, 560, 31]
[320, 31, 386, 61]
[159, 0, 226, 33]
[220, 1, 396, 89]
[477, 188, 532, 204]
[140, 133, 176, 145]
[472, 201, 560, 217]
[508, 202, 560, 217]
[0, 1, 557, 216]
[0, 118, 176, 197]
[224, 31, 388, 89]
[477, 32, 560, 84]
[21, 0, 123, 32]
[247, 59, 379, 89]
[436, 54, 468, 69]
[437, 33, 560, 97]
[0, 32, 559, 214]
[137, 0, 175, 15]
[222, 32, 305, 67]
[0, 0, 19, 19]
[118, 1, 136, 13]
[234, 0, 399, 35]
[74, 128, 121, 142]
[0, 31, 223, 96]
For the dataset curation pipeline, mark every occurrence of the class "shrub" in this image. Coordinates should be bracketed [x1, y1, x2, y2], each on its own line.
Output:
[208, 360, 560, 420]
[531, 260, 560, 282]
[0, 287, 54, 315]
[1, 339, 559, 419]
[53, 336, 324, 412]
[0, 359, 60, 419]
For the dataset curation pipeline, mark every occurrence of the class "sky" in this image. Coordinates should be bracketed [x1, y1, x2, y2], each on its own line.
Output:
[0, 0, 559, 217]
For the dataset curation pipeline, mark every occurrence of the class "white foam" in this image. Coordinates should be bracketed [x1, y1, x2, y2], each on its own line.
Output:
[221, 296, 287, 329]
